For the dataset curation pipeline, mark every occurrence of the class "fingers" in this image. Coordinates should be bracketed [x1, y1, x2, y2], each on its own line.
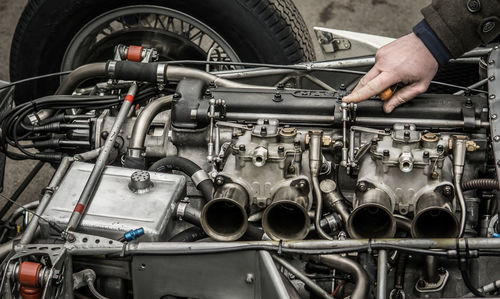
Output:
[351, 67, 380, 94]
[343, 72, 399, 103]
[383, 83, 426, 113]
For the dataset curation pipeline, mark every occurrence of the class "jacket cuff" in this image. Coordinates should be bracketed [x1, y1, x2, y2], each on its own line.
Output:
[421, 4, 466, 57]
[413, 19, 452, 66]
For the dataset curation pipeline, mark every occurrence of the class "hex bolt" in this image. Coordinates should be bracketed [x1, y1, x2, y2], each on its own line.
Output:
[383, 150, 390, 157]
[215, 176, 224, 186]
[443, 185, 453, 196]
[245, 273, 255, 284]
[277, 83, 285, 90]
[173, 93, 181, 100]
[208, 81, 216, 88]
[288, 165, 296, 173]
[239, 144, 246, 152]
[423, 151, 430, 158]
[273, 92, 283, 102]
[261, 126, 267, 136]
[278, 145, 285, 154]
[437, 145, 444, 152]
[371, 138, 378, 145]
[357, 182, 367, 192]
[404, 131, 410, 139]
[339, 83, 346, 91]
[492, 114, 498, 120]
[404, 123, 410, 130]
[495, 136, 500, 142]
[431, 171, 439, 179]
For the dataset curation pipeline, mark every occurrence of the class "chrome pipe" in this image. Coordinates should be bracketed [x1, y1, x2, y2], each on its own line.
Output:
[128, 95, 173, 158]
[20, 156, 72, 245]
[65, 83, 138, 233]
[272, 255, 333, 299]
[319, 255, 369, 299]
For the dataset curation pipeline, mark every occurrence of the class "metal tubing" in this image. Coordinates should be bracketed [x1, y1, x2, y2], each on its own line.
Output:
[272, 255, 333, 299]
[377, 250, 388, 299]
[56, 63, 108, 95]
[224, 112, 335, 123]
[20, 156, 72, 245]
[453, 136, 468, 237]
[453, 78, 489, 95]
[319, 255, 369, 299]
[309, 131, 333, 240]
[166, 66, 269, 89]
[319, 179, 350, 224]
[128, 95, 173, 158]
[355, 117, 489, 129]
[65, 83, 138, 232]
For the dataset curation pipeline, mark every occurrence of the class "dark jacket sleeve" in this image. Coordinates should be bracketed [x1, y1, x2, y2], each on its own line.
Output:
[421, 0, 500, 57]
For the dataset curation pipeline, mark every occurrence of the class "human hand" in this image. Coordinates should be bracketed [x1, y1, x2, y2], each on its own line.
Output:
[342, 33, 439, 113]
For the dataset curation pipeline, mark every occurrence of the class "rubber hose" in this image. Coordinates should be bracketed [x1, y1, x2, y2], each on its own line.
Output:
[149, 157, 213, 202]
[169, 227, 207, 242]
[462, 179, 499, 191]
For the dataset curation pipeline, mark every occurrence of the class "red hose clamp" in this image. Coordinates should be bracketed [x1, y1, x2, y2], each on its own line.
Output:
[127, 45, 143, 62]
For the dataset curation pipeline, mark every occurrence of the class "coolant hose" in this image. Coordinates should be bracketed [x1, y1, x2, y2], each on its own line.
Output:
[318, 255, 369, 299]
[169, 227, 207, 242]
[462, 179, 499, 191]
[149, 157, 213, 202]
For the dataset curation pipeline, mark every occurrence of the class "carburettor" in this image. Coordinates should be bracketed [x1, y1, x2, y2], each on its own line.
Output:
[349, 124, 459, 239]
[201, 119, 312, 241]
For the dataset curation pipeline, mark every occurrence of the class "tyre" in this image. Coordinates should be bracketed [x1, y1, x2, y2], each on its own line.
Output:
[10, 0, 315, 103]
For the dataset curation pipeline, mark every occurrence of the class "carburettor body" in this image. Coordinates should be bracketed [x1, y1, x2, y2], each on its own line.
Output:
[351, 124, 458, 238]
[201, 119, 313, 241]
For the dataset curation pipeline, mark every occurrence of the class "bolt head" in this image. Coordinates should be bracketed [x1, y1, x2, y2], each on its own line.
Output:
[492, 114, 498, 120]
[495, 135, 500, 142]
[215, 176, 224, 186]
[245, 273, 255, 284]
[357, 182, 367, 192]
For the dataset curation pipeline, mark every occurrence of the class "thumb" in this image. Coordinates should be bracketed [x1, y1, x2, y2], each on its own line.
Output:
[383, 83, 426, 113]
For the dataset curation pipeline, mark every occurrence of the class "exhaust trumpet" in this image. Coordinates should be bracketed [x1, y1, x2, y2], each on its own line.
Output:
[262, 186, 310, 240]
[411, 191, 459, 238]
[201, 183, 249, 241]
[347, 188, 396, 238]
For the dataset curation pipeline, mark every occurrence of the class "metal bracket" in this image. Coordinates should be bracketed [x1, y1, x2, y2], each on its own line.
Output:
[316, 30, 351, 53]
[415, 269, 449, 293]
[488, 46, 500, 181]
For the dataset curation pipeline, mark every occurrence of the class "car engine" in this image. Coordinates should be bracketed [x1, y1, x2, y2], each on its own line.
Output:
[0, 43, 499, 299]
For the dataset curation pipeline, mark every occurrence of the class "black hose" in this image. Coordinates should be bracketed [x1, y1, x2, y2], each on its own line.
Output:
[0, 161, 44, 220]
[462, 179, 499, 191]
[149, 157, 213, 202]
[175, 202, 201, 227]
[169, 227, 207, 242]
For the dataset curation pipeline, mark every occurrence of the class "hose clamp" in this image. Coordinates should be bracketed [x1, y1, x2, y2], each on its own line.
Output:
[108, 61, 117, 78]
[191, 170, 210, 187]
[176, 202, 188, 218]
[156, 64, 166, 84]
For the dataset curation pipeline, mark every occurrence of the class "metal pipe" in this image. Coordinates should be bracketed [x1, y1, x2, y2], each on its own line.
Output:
[65, 83, 138, 233]
[425, 255, 439, 283]
[166, 66, 270, 89]
[453, 78, 489, 95]
[56, 63, 108, 95]
[128, 95, 173, 158]
[272, 255, 332, 299]
[309, 131, 333, 240]
[463, 279, 500, 297]
[100, 237, 500, 257]
[319, 179, 350, 224]
[0, 240, 13, 261]
[224, 112, 335, 123]
[355, 117, 489, 129]
[20, 156, 72, 245]
[318, 255, 369, 299]
[453, 136, 468, 237]
[377, 250, 388, 299]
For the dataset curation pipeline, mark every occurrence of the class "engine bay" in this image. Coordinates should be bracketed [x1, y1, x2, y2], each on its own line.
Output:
[0, 43, 499, 299]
